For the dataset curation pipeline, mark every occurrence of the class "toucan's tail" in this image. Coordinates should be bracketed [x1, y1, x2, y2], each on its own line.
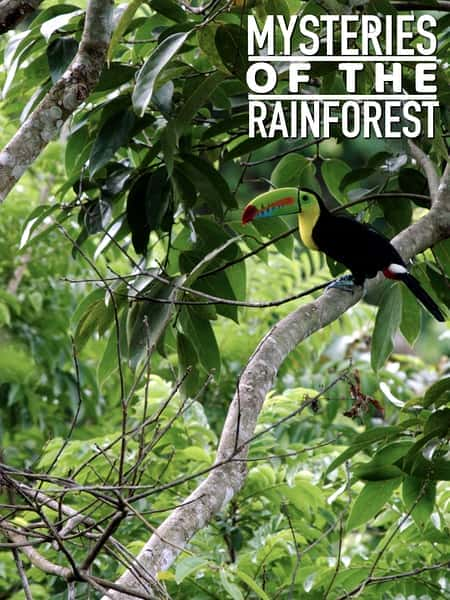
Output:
[400, 273, 445, 322]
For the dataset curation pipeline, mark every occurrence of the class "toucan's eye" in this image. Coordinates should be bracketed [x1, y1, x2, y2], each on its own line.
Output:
[301, 194, 308, 202]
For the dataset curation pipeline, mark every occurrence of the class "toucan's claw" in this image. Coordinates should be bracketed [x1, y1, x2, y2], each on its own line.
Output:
[326, 274, 355, 293]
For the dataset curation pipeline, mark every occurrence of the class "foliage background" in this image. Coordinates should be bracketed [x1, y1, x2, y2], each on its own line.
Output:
[0, 1, 449, 599]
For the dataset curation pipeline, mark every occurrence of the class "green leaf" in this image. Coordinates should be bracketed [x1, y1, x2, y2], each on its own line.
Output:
[65, 124, 93, 176]
[126, 168, 171, 255]
[0, 302, 11, 326]
[433, 238, 450, 277]
[424, 408, 450, 436]
[225, 135, 277, 161]
[82, 198, 112, 234]
[185, 235, 242, 287]
[194, 271, 238, 322]
[398, 168, 429, 206]
[96, 64, 137, 92]
[371, 284, 402, 371]
[150, 0, 187, 22]
[372, 441, 414, 465]
[108, 0, 145, 63]
[97, 309, 128, 389]
[19, 205, 60, 249]
[74, 295, 112, 350]
[402, 476, 436, 529]
[175, 556, 208, 584]
[339, 168, 375, 192]
[127, 277, 178, 367]
[326, 426, 405, 474]
[379, 196, 412, 235]
[175, 71, 226, 136]
[400, 284, 422, 346]
[347, 478, 402, 530]
[89, 109, 136, 177]
[235, 569, 270, 600]
[71, 288, 105, 330]
[322, 159, 352, 204]
[132, 31, 191, 117]
[198, 24, 230, 73]
[215, 24, 249, 82]
[423, 377, 450, 408]
[47, 36, 78, 83]
[180, 308, 221, 377]
[40, 9, 83, 40]
[252, 218, 294, 258]
[177, 331, 200, 397]
[265, 0, 291, 19]
[271, 154, 311, 188]
[220, 569, 244, 600]
[354, 463, 404, 481]
[180, 154, 236, 212]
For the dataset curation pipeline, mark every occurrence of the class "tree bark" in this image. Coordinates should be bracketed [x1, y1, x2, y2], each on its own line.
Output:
[0, 0, 42, 34]
[0, 0, 114, 203]
[103, 156, 450, 598]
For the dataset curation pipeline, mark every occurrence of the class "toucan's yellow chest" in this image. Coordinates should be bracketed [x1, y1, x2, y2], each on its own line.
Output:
[298, 209, 320, 251]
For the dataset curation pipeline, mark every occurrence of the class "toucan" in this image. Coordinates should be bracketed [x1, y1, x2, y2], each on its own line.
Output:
[242, 187, 445, 322]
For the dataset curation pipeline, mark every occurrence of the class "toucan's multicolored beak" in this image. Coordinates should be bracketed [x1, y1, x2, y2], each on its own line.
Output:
[242, 188, 301, 224]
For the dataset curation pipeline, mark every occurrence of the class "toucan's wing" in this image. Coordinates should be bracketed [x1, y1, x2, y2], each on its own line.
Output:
[313, 214, 404, 279]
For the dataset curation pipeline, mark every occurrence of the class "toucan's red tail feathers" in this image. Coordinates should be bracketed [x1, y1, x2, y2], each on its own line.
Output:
[400, 273, 445, 322]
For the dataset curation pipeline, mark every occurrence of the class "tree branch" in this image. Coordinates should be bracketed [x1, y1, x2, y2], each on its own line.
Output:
[408, 140, 440, 202]
[0, 0, 114, 203]
[102, 162, 450, 599]
[0, 0, 42, 34]
[2, 526, 72, 579]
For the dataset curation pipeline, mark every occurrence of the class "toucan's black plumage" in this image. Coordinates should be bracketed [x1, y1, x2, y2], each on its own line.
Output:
[242, 187, 445, 322]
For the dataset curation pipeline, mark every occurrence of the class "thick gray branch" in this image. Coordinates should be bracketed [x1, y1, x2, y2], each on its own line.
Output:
[0, 0, 114, 203]
[104, 166, 450, 599]
[408, 140, 440, 202]
[0, 0, 42, 33]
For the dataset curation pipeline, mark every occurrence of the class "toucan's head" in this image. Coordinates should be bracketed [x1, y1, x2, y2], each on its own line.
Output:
[242, 187, 319, 224]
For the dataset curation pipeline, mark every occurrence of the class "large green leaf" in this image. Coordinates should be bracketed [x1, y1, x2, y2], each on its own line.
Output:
[175, 71, 226, 136]
[127, 278, 178, 368]
[271, 154, 311, 188]
[371, 284, 402, 371]
[132, 30, 191, 117]
[150, 0, 187, 22]
[47, 36, 78, 82]
[322, 158, 352, 204]
[326, 426, 405, 474]
[108, 0, 145, 63]
[215, 24, 248, 82]
[433, 238, 450, 277]
[97, 309, 128, 389]
[400, 284, 422, 346]
[402, 476, 436, 529]
[177, 331, 200, 398]
[180, 154, 236, 212]
[422, 377, 450, 408]
[252, 218, 294, 258]
[174, 556, 208, 584]
[126, 167, 171, 255]
[347, 478, 402, 530]
[89, 109, 136, 177]
[180, 308, 221, 377]
[198, 24, 230, 73]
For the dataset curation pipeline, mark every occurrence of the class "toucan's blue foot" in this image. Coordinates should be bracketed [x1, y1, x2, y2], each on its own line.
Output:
[326, 274, 355, 293]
